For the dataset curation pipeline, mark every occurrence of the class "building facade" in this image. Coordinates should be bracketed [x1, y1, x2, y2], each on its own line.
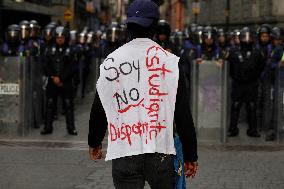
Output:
[186, 0, 284, 28]
[0, 0, 96, 37]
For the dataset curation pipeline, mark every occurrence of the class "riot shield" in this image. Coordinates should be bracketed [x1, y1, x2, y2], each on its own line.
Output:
[77, 55, 86, 100]
[275, 65, 284, 143]
[0, 56, 30, 136]
[191, 60, 229, 143]
[30, 56, 44, 128]
[84, 57, 100, 94]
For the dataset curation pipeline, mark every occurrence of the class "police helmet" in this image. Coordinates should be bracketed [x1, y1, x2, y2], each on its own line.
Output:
[120, 23, 127, 43]
[30, 20, 40, 38]
[48, 21, 57, 28]
[195, 25, 204, 44]
[55, 26, 68, 38]
[233, 29, 240, 38]
[30, 20, 39, 29]
[271, 27, 284, 40]
[78, 28, 88, 44]
[106, 21, 121, 43]
[240, 27, 253, 43]
[44, 24, 55, 37]
[184, 23, 197, 41]
[257, 24, 271, 35]
[6, 24, 20, 43]
[156, 20, 171, 37]
[19, 20, 30, 40]
[170, 30, 184, 47]
[202, 26, 216, 40]
[217, 28, 225, 37]
[69, 30, 78, 44]
[86, 31, 95, 44]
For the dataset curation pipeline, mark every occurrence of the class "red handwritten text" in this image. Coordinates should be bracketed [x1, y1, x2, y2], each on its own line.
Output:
[109, 121, 166, 145]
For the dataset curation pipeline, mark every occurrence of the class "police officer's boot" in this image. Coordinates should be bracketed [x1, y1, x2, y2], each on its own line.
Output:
[265, 130, 276, 141]
[64, 98, 78, 135]
[228, 102, 241, 137]
[246, 102, 261, 137]
[41, 98, 54, 135]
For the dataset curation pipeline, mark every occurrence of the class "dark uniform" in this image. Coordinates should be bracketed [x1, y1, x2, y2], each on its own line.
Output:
[1, 24, 21, 56]
[101, 22, 122, 58]
[155, 20, 174, 53]
[255, 25, 272, 132]
[41, 26, 78, 135]
[179, 25, 200, 86]
[266, 27, 284, 141]
[200, 26, 218, 61]
[18, 20, 32, 56]
[216, 28, 230, 60]
[227, 27, 265, 137]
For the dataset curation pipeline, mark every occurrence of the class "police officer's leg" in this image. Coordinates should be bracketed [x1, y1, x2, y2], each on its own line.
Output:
[228, 83, 243, 137]
[266, 96, 277, 141]
[266, 71, 277, 141]
[246, 83, 261, 137]
[53, 96, 58, 120]
[81, 63, 90, 99]
[62, 84, 78, 135]
[228, 101, 242, 137]
[246, 101, 260, 137]
[266, 84, 277, 141]
[41, 83, 57, 135]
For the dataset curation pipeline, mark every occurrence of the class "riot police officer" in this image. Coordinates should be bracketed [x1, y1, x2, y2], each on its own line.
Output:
[29, 20, 41, 56]
[180, 24, 200, 81]
[1, 24, 20, 56]
[41, 26, 78, 135]
[170, 30, 184, 56]
[266, 27, 284, 141]
[41, 24, 56, 55]
[216, 28, 230, 60]
[256, 24, 272, 132]
[155, 20, 173, 52]
[101, 22, 122, 58]
[227, 27, 265, 137]
[19, 20, 31, 55]
[81, 30, 95, 99]
[232, 29, 241, 48]
[29, 20, 43, 128]
[199, 26, 218, 61]
[257, 24, 272, 59]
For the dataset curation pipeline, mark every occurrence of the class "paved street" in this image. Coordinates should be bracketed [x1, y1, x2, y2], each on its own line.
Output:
[0, 143, 284, 189]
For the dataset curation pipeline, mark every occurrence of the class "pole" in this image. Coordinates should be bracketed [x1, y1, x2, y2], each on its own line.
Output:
[193, 0, 200, 24]
[225, 0, 230, 32]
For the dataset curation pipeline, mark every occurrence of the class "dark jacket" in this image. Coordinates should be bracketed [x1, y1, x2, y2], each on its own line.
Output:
[228, 47, 265, 84]
[44, 45, 75, 85]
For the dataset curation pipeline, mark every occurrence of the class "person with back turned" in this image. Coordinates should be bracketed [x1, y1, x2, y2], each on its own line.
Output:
[88, 1, 198, 188]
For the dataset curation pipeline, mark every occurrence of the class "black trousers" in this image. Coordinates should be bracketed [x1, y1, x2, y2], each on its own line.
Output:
[112, 153, 175, 189]
[229, 82, 258, 131]
[45, 82, 75, 130]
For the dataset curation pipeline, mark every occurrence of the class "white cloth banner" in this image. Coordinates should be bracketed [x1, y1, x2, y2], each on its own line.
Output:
[96, 38, 180, 161]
